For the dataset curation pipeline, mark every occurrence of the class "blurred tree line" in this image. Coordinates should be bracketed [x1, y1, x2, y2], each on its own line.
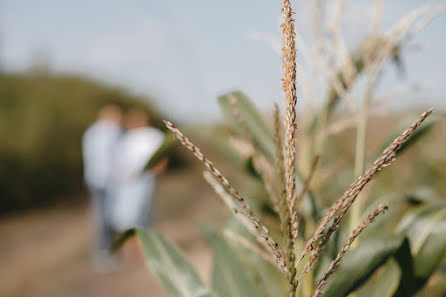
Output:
[0, 72, 164, 215]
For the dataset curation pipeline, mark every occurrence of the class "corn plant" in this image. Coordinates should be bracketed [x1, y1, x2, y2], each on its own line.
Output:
[126, 1, 446, 297]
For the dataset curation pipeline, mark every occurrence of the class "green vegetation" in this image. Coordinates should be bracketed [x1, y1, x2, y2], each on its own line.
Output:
[132, 91, 446, 297]
[0, 72, 162, 214]
[120, 0, 446, 296]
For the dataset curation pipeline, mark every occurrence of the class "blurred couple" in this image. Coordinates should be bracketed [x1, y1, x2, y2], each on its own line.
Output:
[82, 105, 167, 271]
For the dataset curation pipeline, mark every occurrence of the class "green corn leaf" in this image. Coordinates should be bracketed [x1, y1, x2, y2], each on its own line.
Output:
[322, 233, 407, 297]
[360, 188, 441, 233]
[397, 204, 446, 253]
[193, 126, 263, 179]
[217, 91, 321, 221]
[397, 204, 446, 290]
[221, 215, 287, 297]
[357, 191, 445, 296]
[413, 217, 446, 285]
[252, 259, 287, 297]
[314, 229, 341, 281]
[356, 259, 402, 297]
[220, 221, 287, 297]
[361, 193, 413, 234]
[237, 248, 287, 297]
[136, 229, 215, 297]
[351, 236, 415, 297]
[393, 238, 416, 296]
[193, 126, 247, 167]
[202, 225, 262, 297]
[218, 91, 275, 162]
[414, 277, 446, 297]
[321, 236, 415, 297]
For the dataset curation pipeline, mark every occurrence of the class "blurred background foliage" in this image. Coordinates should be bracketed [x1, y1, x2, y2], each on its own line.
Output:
[0, 71, 164, 214]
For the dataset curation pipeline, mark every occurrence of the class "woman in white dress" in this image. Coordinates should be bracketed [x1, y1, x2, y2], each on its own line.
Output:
[109, 109, 167, 232]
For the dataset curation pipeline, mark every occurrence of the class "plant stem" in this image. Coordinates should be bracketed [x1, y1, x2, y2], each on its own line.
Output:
[302, 268, 314, 297]
[349, 80, 373, 244]
[349, 109, 367, 243]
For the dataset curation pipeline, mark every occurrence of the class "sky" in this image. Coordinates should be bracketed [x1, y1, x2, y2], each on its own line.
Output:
[1, 0, 445, 122]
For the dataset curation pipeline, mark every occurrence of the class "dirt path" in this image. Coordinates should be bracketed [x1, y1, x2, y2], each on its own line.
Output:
[0, 192, 219, 297]
[0, 138, 240, 297]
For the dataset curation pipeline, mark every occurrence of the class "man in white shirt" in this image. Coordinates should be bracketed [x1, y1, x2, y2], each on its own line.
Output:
[82, 105, 122, 268]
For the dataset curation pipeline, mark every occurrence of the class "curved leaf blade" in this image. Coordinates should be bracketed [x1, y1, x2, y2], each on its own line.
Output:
[356, 259, 401, 297]
[413, 217, 446, 287]
[322, 233, 406, 297]
[218, 91, 275, 162]
[397, 205, 446, 290]
[136, 229, 215, 297]
[202, 226, 262, 297]
[217, 91, 321, 221]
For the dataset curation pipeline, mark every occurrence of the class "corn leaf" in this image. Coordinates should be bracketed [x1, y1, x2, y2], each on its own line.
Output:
[360, 188, 441, 234]
[322, 233, 407, 297]
[218, 91, 275, 162]
[358, 197, 446, 296]
[222, 224, 287, 297]
[392, 238, 416, 296]
[196, 127, 245, 164]
[398, 204, 446, 290]
[356, 235, 415, 297]
[202, 225, 262, 297]
[136, 229, 215, 297]
[218, 91, 321, 221]
[413, 217, 446, 283]
[397, 204, 446, 253]
[356, 259, 402, 297]
[414, 278, 446, 297]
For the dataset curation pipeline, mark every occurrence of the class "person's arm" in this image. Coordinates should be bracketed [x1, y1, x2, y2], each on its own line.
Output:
[149, 157, 169, 176]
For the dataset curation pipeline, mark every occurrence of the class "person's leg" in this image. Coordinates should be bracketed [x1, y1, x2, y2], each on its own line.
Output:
[96, 188, 113, 252]
[89, 188, 102, 255]
[146, 174, 157, 225]
[89, 187, 115, 272]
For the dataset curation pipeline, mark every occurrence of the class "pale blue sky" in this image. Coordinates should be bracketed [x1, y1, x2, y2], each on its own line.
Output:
[1, 0, 445, 121]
